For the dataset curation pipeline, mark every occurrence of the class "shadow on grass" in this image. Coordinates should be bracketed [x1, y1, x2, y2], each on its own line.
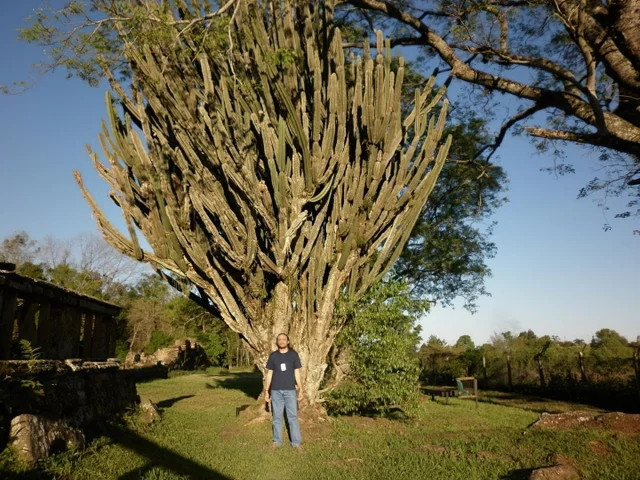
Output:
[499, 467, 536, 479]
[477, 393, 570, 414]
[477, 398, 545, 414]
[206, 372, 262, 400]
[103, 423, 232, 480]
[0, 471, 54, 480]
[156, 395, 195, 409]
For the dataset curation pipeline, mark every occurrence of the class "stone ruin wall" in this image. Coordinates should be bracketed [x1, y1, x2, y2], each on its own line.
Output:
[0, 265, 149, 463]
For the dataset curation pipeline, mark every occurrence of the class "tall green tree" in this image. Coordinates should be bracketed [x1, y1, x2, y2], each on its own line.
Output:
[455, 335, 475, 350]
[165, 295, 235, 366]
[395, 118, 506, 310]
[590, 328, 634, 378]
[341, 0, 640, 223]
[18, 1, 452, 405]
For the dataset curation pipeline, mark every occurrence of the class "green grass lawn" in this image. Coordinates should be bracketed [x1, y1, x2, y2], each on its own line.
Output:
[2, 370, 639, 480]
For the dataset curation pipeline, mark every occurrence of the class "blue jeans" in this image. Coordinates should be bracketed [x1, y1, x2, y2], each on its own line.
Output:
[271, 389, 302, 447]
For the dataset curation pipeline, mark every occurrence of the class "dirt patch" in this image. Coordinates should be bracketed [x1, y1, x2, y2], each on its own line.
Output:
[528, 463, 580, 480]
[345, 457, 364, 463]
[480, 391, 602, 415]
[303, 417, 334, 440]
[419, 444, 447, 454]
[548, 454, 577, 467]
[335, 440, 362, 450]
[599, 412, 640, 434]
[588, 440, 610, 457]
[530, 411, 640, 434]
[223, 403, 334, 442]
[341, 415, 394, 429]
[528, 454, 581, 480]
[325, 457, 364, 470]
[417, 444, 503, 459]
[475, 450, 502, 460]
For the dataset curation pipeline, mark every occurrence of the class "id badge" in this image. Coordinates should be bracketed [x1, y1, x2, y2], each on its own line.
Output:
[280, 363, 287, 371]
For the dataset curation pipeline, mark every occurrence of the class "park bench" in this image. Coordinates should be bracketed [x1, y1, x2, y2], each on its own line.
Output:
[423, 386, 457, 403]
[423, 377, 479, 407]
[456, 376, 478, 407]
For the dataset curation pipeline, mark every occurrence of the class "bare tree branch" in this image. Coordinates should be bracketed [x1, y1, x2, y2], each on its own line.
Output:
[474, 103, 548, 161]
[345, 0, 640, 159]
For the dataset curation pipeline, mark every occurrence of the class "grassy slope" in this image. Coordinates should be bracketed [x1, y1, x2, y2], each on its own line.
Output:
[2, 370, 639, 480]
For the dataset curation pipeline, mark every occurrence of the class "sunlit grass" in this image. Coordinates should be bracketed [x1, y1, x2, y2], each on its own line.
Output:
[2, 371, 638, 479]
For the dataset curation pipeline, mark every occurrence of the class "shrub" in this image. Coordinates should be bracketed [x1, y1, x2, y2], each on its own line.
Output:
[325, 279, 425, 416]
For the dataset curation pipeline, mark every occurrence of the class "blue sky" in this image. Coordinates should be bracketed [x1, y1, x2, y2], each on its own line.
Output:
[1, 2, 638, 346]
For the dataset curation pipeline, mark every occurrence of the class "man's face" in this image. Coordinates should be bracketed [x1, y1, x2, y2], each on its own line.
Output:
[277, 335, 289, 349]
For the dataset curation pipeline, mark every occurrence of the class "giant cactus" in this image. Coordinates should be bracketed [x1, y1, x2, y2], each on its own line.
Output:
[74, 0, 451, 403]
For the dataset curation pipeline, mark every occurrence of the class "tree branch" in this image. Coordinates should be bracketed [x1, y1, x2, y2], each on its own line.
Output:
[552, 0, 607, 133]
[345, 0, 640, 157]
[554, 0, 640, 91]
[342, 35, 423, 48]
[525, 126, 640, 155]
[473, 103, 548, 161]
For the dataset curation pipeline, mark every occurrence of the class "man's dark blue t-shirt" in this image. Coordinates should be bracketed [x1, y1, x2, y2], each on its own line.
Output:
[266, 349, 302, 391]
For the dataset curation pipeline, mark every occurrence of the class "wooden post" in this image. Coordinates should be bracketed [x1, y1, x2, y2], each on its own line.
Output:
[104, 316, 116, 358]
[0, 291, 18, 359]
[104, 316, 112, 358]
[54, 307, 71, 358]
[482, 355, 488, 387]
[506, 354, 513, 391]
[68, 307, 83, 358]
[536, 354, 546, 389]
[473, 377, 478, 408]
[82, 313, 95, 359]
[36, 301, 52, 357]
[48, 305, 64, 359]
[92, 314, 107, 359]
[17, 299, 39, 346]
[633, 346, 640, 403]
[578, 351, 588, 383]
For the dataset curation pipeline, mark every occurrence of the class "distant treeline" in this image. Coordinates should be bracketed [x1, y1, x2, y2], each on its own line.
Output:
[419, 329, 640, 412]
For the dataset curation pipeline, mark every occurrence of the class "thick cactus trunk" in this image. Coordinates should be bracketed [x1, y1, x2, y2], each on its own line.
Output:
[241, 271, 348, 404]
[253, 326, 335, 405]
[74, 1, 452, 407]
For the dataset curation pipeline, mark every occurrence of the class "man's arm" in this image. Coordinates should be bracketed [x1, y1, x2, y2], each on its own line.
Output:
[264, 369, 273, 401]
[294, 368, 303, 400]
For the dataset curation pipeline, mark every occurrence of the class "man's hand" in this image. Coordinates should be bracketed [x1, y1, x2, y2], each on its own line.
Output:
[297, 389, 304, 401]
[264, 369, 273, 403]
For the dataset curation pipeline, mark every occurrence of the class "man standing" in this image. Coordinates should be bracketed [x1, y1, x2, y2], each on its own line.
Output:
[264, 333, 303, 449]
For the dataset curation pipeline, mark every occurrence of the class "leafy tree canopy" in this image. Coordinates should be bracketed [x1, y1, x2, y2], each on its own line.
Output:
[340, 0, 640, 225]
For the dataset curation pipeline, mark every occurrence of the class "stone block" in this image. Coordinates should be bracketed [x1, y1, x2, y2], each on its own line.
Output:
[9, 414, 85, 464]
